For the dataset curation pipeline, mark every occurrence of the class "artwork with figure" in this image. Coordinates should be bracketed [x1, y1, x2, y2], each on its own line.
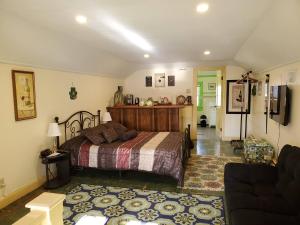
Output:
[226, 80, 251, 114]
[232, 84, 245, 109]
[12, 70, 37, 120]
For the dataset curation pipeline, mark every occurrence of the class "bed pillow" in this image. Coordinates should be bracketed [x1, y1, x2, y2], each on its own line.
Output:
[104, 121, 128, 135]
[60, 134, 87, 151]
[102, 127, 119, 143]
[81, 125, 106, 145]
[120, 130, 138, 141]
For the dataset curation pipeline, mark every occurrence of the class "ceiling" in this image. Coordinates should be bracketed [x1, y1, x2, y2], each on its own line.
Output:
[0, 0, 299, 77]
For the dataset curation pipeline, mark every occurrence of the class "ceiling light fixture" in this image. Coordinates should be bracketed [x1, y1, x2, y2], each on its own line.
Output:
[75, 15, 87, 24]
[204, 50, 211, 55]
[103, 17, 153, 52]
[144, 54, 150, 58]
[196, 3, 209, 13]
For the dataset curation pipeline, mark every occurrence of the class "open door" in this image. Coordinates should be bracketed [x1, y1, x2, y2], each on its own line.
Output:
[215, 70, 223, 138]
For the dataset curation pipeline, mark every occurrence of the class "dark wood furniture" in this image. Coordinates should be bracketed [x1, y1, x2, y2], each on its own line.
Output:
[107, 105, 184, 132]
[41, 151, 70, 189]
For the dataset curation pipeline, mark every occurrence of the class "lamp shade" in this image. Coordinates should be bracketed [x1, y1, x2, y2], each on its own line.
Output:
[102, 112, 112, 122]
[47, 123, 61, 137]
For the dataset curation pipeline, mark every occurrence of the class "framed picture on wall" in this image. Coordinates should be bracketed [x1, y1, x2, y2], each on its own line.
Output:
[145, 76, 152, 87]
[168, 75, 175, 86]
[155, 73, 165, 87]
[226, 80, 251, 114]
[208, 83, 216, 90]
[12, 70, 37, 121]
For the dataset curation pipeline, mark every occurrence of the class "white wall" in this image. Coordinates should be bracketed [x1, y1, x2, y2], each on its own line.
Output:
[124, 68, 193, 103]
[223, 65, 252, 140]
[252, 61, 300, 155]
[0, 63, 122, 198]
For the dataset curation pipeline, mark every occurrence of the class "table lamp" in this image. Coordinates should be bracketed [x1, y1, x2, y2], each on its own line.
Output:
[102, 112, 112, 123]
[47, 123, 61, 153]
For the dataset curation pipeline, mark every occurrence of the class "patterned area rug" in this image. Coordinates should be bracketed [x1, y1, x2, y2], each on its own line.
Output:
[63, 184, 225, 225]
[184, 155, 242, 192]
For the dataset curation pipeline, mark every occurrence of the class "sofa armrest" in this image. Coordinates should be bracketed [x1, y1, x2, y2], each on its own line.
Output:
[224, 163, 278, 185]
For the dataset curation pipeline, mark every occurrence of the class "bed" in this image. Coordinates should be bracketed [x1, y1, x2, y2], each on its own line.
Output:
[55, 110, 191, 186]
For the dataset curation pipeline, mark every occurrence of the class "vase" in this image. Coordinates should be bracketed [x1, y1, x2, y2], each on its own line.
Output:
[114, 86, 124, 106]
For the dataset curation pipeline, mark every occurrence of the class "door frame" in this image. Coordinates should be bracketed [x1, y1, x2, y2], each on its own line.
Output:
[192, 66, 226, 140]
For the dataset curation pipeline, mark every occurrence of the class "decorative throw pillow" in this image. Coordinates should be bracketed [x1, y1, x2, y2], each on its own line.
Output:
[120, 130, 138, 141]
[104, 121, 128, 136]
[81, 125, 106, 145]
[102, 127, 119, 143]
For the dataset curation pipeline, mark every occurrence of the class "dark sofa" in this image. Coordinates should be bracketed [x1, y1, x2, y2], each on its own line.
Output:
[224, 145, 300, 225]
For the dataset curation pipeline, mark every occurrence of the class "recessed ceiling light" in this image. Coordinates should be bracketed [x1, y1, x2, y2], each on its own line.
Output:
[196, 3, 209, 13]
[144, 54, 150, 58]
[179, 68, 186, 71]
[75, 15, 87, 24]
[204, 50, 211, 55]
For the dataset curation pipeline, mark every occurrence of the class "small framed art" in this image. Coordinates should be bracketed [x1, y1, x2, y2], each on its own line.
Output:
[155, 73, 165, 87]
[145, 76, 152, 87]
[208, 83, 216, 90]
[12, 70, 37, 121]
[168, 75, 175, 86]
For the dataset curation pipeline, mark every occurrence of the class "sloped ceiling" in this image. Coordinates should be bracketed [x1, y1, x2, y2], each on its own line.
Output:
[235, 0, 300, 72]
[1, 0, 298, 77]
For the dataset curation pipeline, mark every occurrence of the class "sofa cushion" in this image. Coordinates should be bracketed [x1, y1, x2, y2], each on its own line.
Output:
[230, 209, 298, 225]
[276, 146, 300, 213]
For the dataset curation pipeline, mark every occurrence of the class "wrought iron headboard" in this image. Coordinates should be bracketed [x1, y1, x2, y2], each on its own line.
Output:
[55, 110, 100, 148]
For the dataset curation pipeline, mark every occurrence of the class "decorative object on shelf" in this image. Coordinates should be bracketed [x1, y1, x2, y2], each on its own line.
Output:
[176, 95, 186, 105]
[69, 83, 77, 100]
[47, 123, 61, 153]
[186, 95, 192, 104]
[134, 97, 139, 105]
[114, 86, 124, 106]
[125, 94, 134, 105]
[139, 99, 145, 106]
[155, 73, 165, 87]
[12, 70, 37, 121]
[145, 76, 152, 87]
[168, 75, 175, 86]
[102, 112, 112, 123]
[145, 98, 153, 106]
[226, 80, 251, 114]
[208, 83, 216, 90]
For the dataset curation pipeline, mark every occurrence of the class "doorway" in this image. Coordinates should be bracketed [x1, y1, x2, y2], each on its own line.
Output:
[196, 70, 223, 139]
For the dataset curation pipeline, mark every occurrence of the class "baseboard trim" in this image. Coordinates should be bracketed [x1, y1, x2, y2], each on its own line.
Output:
[0, 177, 45, 209]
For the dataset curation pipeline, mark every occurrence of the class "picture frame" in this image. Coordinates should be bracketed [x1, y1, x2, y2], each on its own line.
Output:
[168, 75, 175, 86]
[208, 83, 216, 90]
[226, 80, 251, 114]
[12, 70, 37, 121]
[145, 76, 152, 87]
[155, 73, 165, 87]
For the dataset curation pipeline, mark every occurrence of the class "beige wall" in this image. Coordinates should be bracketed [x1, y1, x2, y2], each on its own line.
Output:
[124, 68, 193, 103]
[0, 63, 122, 198]
[252, 61, 300, 155]
[223, 65, 252, 140]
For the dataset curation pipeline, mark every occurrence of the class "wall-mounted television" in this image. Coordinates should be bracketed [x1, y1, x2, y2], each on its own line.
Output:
[269, 85, 291, 126]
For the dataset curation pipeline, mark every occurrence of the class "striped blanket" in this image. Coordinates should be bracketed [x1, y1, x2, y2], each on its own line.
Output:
[61, 132, 184, 183]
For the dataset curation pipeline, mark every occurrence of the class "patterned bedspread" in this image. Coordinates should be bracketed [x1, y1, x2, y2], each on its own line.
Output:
[61, 132, 184, 183]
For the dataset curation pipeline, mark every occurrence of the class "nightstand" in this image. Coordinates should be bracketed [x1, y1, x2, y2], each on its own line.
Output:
[41, 150, 70, 189]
